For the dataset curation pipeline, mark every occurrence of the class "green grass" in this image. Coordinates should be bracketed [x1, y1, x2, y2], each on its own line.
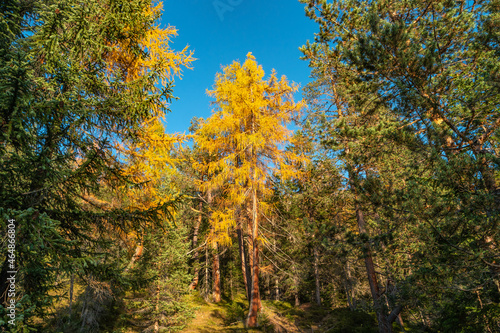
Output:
[181, 294, 380, 333]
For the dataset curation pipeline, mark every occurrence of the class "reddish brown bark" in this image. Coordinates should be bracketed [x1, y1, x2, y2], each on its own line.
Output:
[213, 244, 221, 302]
[125, 244, 144, 272]
[246, 187, 261, 327]
[237, 221, 251, 301]
[205, 189, 221, 302]
[189, 200, 203, 290]
[246, 237, 261, 327]
[356, 205, 392, 333]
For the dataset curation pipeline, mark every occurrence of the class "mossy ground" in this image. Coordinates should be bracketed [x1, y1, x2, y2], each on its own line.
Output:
[181, 293, 380, 333]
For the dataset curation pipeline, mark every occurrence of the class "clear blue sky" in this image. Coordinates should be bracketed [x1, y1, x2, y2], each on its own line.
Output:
[161, 0, 318, 134]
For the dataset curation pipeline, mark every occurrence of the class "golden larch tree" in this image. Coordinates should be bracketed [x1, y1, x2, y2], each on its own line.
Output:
[195, 52, 305, 327]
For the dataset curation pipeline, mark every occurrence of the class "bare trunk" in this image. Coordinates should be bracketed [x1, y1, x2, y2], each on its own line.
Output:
[246, 237, 261, 327]
[314, 246, 321, 306]
[344, 261, 356, 310]
[125, 244, 144, 273]
[189, 201, 203, 290]
[237, 217, 251, 301]
[69, 272, 74, 314]
[275, 278, 280, 300]
[356, 205, 391, 333]
[246, 187, 261, 327]
[230, 264, 234, 301]
[205, 245, 209, 298]
[343, 277, 353, 310]
[213, 244, 221, 302]
[397, 313, 405, 331]
[273, 239, 279, 300]
[265, 272, 270, 299]
[293, 264, 300, 307]
[235, 157, 252, 301]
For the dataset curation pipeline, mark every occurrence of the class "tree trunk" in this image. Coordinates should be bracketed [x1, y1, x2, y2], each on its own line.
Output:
[205, 245, 209, 298]
[293, 264, 300, 307]
[314, 246, 321, 306]
[275, 278, 280, 301]
[69, 272, 74, 314]
[356, 204, 392, 333]
[344, 261, 356, 310]
[397, 313, 405, 331]
[273, 239, 280, 300]
[246, 187, 261, 327]
[237, 215, 251, 301]
[344, 276, 353, 310]
[235, 157, 252, 301]
[230, 263, 234, 301]
[125, 244, 144, 272]
[213, 244, 221, 302]
[247, 237, 261, 327]
[189, 200, 203, 290]
[265, 272, 271, 300]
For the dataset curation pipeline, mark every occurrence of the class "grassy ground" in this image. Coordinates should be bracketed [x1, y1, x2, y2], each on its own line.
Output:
[180, 293, 380, 333]
[42, 284, 382, 332]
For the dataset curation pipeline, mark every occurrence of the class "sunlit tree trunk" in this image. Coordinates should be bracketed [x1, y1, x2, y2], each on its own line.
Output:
[205, 245, 209, 298]
[189, 200, 203, 290]
[237, 204, 252, 301]
[247, 185, 261, 327]
[213, 243, 221, 302]
[356, 204, 393, 333]
[237, 222, 251, 301]
[275, 278, 280, 301]
[206, 189, 221, 302]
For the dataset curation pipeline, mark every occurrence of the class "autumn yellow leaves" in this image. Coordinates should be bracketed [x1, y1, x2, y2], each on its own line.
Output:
[125, 49, 305, 326]
[116, 15, 304, 324]
[193, 53, 306, 326]
[195, 53, 305, 246]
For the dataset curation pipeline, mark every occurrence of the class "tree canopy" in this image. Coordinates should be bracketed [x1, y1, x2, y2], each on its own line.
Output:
[1, 0, 499, 332]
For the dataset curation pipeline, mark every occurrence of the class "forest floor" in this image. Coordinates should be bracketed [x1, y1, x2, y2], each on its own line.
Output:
[182, 293, 304, 332]
[180, 293, 379, 333]
[42, 284, 380, 332]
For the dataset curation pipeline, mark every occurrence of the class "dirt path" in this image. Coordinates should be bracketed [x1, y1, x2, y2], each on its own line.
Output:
[182, 302, 232, 333]
[182, 301, 307, 333]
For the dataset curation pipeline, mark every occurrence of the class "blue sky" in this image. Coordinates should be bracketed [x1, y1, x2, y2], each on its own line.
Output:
[161, 0, 318, 134]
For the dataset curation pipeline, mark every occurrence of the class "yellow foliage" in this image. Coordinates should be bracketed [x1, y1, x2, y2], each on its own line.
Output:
[105, 1, 195, 116]
[206, 208, 236, 247]
[195, 52, 308, 244]
[108, 1, 194, 229]
[119, 116, 186, 215]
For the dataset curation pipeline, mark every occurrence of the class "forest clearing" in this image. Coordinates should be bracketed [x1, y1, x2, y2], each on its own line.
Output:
[1, 0, 499, 332]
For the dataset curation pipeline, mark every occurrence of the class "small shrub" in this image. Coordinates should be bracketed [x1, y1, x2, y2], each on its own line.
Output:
[321, 308, 378, 333]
